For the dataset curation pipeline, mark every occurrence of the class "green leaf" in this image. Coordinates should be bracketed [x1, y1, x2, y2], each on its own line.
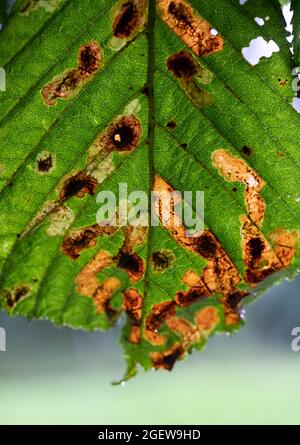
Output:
[292, 0, 300, 66]
[0, 0, 299, 380]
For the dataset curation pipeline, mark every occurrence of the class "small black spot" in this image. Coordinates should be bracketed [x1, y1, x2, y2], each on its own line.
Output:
[37, 154, 53, 173]
[16, 233, 21, 238]
[232, 187, 238, 192]
[141, 85, 149, 96]
[166, 120, 177, 129]
[167, 50, 198, 80]
[7, 180, 13, 187]
[242, 145, 252, 156]
[181, 143, 188, 149]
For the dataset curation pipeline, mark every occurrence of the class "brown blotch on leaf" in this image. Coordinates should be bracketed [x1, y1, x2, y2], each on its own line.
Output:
[76, 251, 113, 297]
[62, 224, 116, 259]
[175, 284, 210, 307]
[128, 324, 141, 344]
[151, 344, 184, 371]
[112, 0, 147, 40]
[59, 171, 98, 200]
[158, 0, 224, 56]
[123, 288, 143, 323]
[145, 301, 176, 345]
[167, 50, 198, 80]
[195, 306, 220, 334]
[93, 277, 121, 317]
[151, 249, 174, 272]
[166, 120, 177, 129]
[94, 115, 142, 155]
[3, 285, 31, 309]
[246, 237, 265, 268]
[41, 40, 102, 106]
[114, 226, 146, 282]
[195, 231, 217, 259]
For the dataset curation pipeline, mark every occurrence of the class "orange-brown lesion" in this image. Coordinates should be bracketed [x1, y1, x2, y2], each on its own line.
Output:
[41, 40, 102, 106]
[212, 149, 298, 286]
[158, 0, 224, 56]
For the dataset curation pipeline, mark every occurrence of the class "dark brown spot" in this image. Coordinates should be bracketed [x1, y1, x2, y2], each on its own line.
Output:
[195, 232, 217, 259]
[151, 250, 174, 272]
[232, 187, 238, 192]
[100, 115, 142, 153]
[113, 1, 139, 39]
[245, 267, 276, 284]
[78, 42, 101, 75]
[226, 291, 248, 309]
[141, 85, 149, 96]
[103, 299, 118, 320]
[242, 145, 252, 156]
[116, 252, 144, 282]
[167, 50, 198, 80]
[36, 153, 54, 174]
[60, 172, 98, 200]
[277, 151, 285, 158]
[168, 1, 192, 27]
[247, 237, 264, 266]
[181, 143, 188, 149]
[166, 120, 177, 129]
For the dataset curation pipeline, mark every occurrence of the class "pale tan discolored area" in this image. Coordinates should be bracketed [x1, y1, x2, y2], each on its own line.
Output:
[212, 149, 265, 226]
[195, 306, 219, 334]
[166, 316, 200, 347]
[75, 251, 113, 297]
[212, 149, 298, 285]
[19, 0, 63, 15]
[123, 288, 143, 344]
[41, 41, 102, 106]
[46, 205, 74, 237]
[158, 0, 224, 56]
[93, 277, 121, 315]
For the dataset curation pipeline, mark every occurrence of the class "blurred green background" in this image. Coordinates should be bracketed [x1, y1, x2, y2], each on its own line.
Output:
[0, 275, 299, 425]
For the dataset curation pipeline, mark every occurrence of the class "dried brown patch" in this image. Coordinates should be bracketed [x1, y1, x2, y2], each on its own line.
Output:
[167, 50, 198, 80]
[93, 277, 121, 317]
[76, 251, 113, 297]
[41, 40, 102, 106]
[175, 283, 211, 307]
[123, 288, 143, 323]
[3, 285, 31, 309]
[151, 344, 184, 371]
[166, 316, 200, 347]
[151, 249, 174, 272]
[212, 149, 298, 285]
[62, 224, 117, 259]
[112, 0, 147, 39]
[167, 50, 213, 108]
[114, 226, 146, 282]
[158, 0, 224, 56]
[145, 301, 176, 345]
[59, 171, 98, 200]
[128, 324, 141, 344]
[195, 306, 220, 334]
